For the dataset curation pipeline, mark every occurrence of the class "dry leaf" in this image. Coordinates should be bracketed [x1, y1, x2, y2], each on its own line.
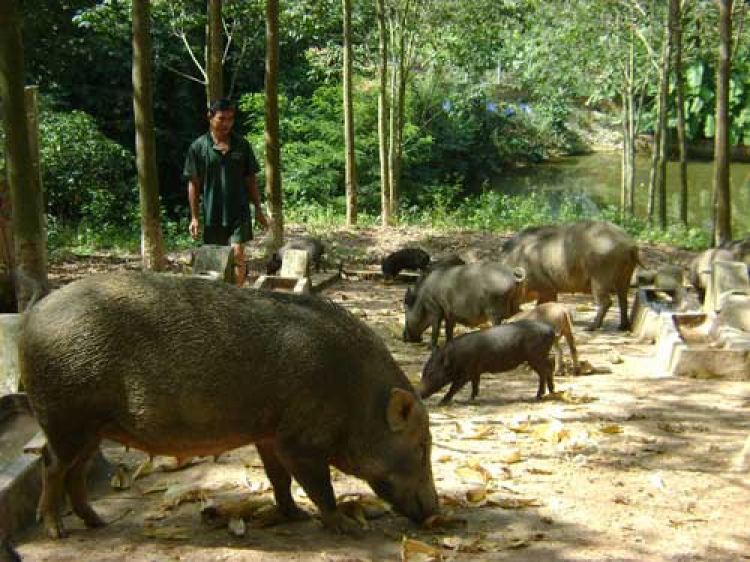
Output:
[534, 420, 570, 443]
[142, 526, 191, 540]
[401, 537, 443, 562]
[657, 421, 686, 433]
[228, 517, 246, 537]
[499, 448, 523, 464]
[465, 484, 487, 504]
[200, 496, 274, 525]
[163, 483, 209, 508]
[455, 467, 489, 485]
[110, 464, 132, 491]
[599, 424, 624, 434]
[507, 418, 533, 433]
[132, 458, 154, 480]
[141, 484, 168, 495]
[486, 494, 542, 509]
[609, 352, 624, 364]
[526, 467, 554, 475]
[423, 514, 468, 530]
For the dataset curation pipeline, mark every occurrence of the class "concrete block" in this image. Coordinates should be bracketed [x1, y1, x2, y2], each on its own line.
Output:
[0, 314, 20, 395]
[704, 260, 750, 312]
[654, 264, 684, 291]
[192, 245, 235, 283]
[279, 248, 310, 279]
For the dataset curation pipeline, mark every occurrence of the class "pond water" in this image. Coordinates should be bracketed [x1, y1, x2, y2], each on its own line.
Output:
[494, 151, 750, 236]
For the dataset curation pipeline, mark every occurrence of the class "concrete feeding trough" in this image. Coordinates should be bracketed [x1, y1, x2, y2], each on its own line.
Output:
[191, 244, 235, 283]
[630, 263, 696, 343]
[253, 249, 341, 294]
[0, 314, 44, 538]
[654, 312, 750, 380]
[648, 259, 750, 380]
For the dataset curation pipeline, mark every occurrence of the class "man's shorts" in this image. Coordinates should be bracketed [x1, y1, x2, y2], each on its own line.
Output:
[203, 221, 253, 245]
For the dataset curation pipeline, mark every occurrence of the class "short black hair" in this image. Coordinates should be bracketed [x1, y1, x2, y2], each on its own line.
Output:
[208, 98, 236, 115]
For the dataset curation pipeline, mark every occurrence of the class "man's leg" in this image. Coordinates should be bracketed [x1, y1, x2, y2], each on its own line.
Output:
[233, 242, 247, 287]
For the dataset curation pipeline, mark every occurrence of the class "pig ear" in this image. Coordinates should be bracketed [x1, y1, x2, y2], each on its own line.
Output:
[387, 388, 421, 432]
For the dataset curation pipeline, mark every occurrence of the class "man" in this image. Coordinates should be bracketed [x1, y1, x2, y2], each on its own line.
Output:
[184, 98, 269, 286]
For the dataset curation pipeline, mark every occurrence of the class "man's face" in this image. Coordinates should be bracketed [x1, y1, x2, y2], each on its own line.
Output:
[209, 109, 235, 139]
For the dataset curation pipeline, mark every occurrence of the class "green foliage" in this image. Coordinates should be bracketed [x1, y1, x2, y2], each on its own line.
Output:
[38, 106, 138, 227]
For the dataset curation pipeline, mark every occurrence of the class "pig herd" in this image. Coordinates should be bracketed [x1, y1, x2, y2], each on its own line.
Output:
[12, 220, 640, 542]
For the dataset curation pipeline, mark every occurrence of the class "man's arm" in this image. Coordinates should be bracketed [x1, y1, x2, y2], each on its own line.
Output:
[247, 174, 269, 229]
[188, 176, 202, 240]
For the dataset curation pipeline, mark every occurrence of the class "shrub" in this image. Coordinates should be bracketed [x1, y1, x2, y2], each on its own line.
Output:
[39, 107, 137, 227]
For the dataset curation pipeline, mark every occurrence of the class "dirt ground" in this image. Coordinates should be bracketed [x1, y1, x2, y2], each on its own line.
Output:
[13, 226, 750, 561]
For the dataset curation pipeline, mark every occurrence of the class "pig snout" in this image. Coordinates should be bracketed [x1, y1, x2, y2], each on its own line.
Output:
[369, 475, 439, 524]
[403, 327, 422, 343]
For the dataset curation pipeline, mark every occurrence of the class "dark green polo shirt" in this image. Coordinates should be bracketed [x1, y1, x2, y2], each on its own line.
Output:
[183, 132, 260, 227]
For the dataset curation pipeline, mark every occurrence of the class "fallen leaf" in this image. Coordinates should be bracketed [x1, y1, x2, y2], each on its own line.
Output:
[132, 458, 154, 480]
[455, 467, 489, 485]
[527, 467, 554, 475]
[110, 464, 132, 491]
[228, 517, 246, 537]
[142, 526, 191, 541]
[657, 421, 686, 433]
[498, 449, 523, 464]
[599, 424, 624, 434]
[423, 514, 468, 531]
[486, 494, 542, 509]
[401, 537, 443, 562]
[613, 494, 630, 505]
[534, 420, 570, 443]
[465, 484, 487, 504]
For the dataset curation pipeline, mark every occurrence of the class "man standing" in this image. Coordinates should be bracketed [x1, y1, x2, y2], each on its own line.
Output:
[184, 98, 269, 286]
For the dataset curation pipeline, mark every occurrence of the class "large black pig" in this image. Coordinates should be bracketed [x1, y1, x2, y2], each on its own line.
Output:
[403, 263, 526, 348]
[419, 319, 556, 404]
[499, 221, 640, 331]
[18, 272, 438, 539]
[381, 248, 431, 281]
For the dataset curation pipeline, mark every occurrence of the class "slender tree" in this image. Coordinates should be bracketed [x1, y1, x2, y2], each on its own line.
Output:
[265, 0, 283, 246]
[342, 0, 358, 226]
[673, 0, 689, 227]
[648, 6, 671, 228]
[0, 0, 48, 309]
[207, 0, 224, 103]
[713, 0, 733, 245]
[376, 0, 391, 226]
[132, 0, 166, 271]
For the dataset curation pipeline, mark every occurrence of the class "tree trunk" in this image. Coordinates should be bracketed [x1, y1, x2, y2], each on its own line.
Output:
[0, 0, 48, 310]
[132, 0, 166, 272]
[376, 0, 391, 226]
[649, 13, 671, 229]
[207, 0, 224, 103]
[342, 0, 358, 226]
[658, 7, 673, 231]
[620, 90, 629, 221]
[713, 0, 733, 245]
[265, 0, 284, 246]
[673, 0, 689, 227]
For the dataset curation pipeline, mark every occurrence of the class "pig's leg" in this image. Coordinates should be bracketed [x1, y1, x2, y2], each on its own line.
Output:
[616, 287, 630, 330]
[469, 374, 481, 400]
[440, 379, 467, 404]
[430, 315, 443, 348]
[274, 438, 360, 535]
[552, 338, 564, 375]
[588, 283, 612, 331]
[65, 437, 106, 529]
[529, 357, 555, 398]
[444, 316, 455, 342]
[256, 442, 309, 520]
[38, 443, 75, 538]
